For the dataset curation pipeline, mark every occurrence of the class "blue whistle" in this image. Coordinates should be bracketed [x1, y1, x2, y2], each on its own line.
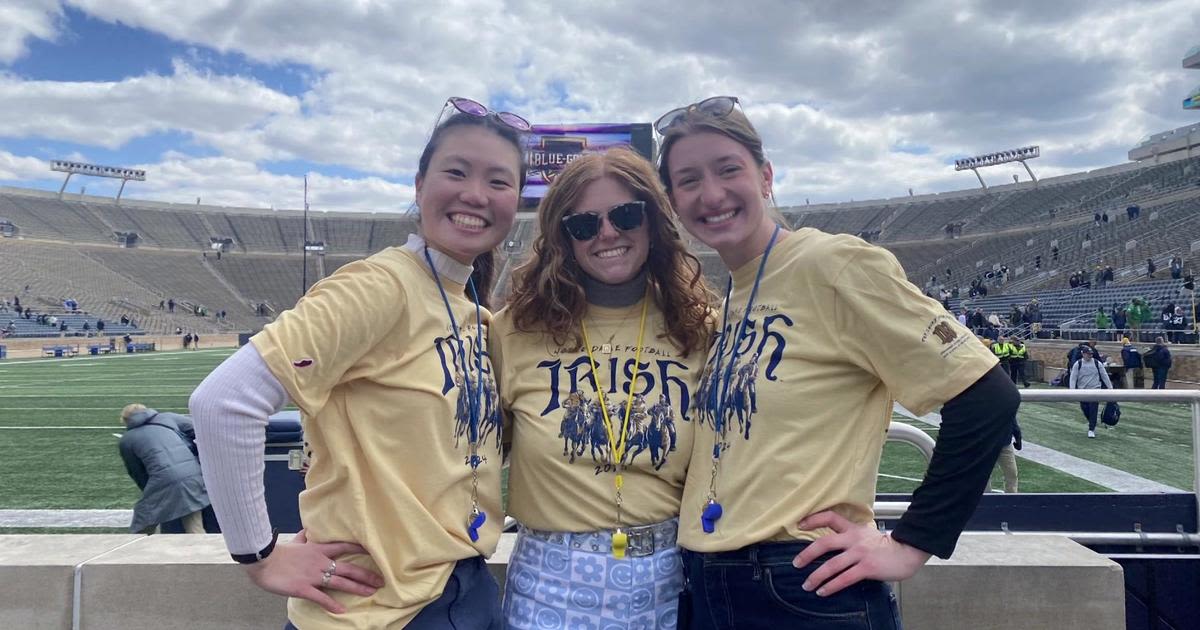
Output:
[701, 501, 723, 534]
[467, 511, 487, 542]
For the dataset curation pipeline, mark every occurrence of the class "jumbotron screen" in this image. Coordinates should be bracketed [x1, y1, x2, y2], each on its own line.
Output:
[521, 123, 654, 206]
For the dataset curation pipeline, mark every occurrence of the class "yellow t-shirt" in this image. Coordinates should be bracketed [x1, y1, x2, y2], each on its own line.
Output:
[678, 228, 997, 552]
[252, 247, 503, 629]
[491, 297, 708, 531]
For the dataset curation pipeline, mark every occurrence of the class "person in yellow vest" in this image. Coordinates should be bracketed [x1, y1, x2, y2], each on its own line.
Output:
[976, 337, 1022, 492]
[1009, 338, 1031, 387]
[189, 98, 530, 629]
[492, 148, 714, 629]
[656, 96, 1019, 628]
[992, 335, 1012, 378]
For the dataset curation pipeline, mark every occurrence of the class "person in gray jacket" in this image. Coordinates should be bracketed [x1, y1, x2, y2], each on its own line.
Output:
[1069, 346, 1112, 439]
[118, 404, 210, 534]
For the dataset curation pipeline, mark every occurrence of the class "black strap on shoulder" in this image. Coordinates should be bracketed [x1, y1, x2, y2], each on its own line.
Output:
[1093, 358, 1108, 389]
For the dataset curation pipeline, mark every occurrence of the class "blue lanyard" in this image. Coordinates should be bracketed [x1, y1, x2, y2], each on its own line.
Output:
[710, 224, 780, 456]
[425, 247, 485, 451]
[702, 224, 780, 533]
[423, 246, 489, 541]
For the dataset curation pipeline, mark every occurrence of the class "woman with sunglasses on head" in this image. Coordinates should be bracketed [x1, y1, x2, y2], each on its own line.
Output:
[654, 97, 1020, 629]
[491, 147, 714, 629]
[189, 97, 529, 629]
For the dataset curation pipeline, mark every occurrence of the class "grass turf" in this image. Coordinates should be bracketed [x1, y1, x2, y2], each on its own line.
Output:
[0, 351, 1192, 524]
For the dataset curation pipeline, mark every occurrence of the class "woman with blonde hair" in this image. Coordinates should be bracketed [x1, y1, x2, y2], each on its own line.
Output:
[492, 147, 713, 629]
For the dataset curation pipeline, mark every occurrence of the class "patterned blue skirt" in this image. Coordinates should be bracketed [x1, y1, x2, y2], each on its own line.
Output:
[502, 519, 683, 629]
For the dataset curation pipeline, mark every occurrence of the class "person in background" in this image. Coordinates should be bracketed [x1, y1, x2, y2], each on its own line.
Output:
[1120, 339, 1142, 388]
[1069, 346, 1112, 438]
[117, 404, 209, 534]
[1144, 337, 1172, 390]
[1009, 337, 1031, 387]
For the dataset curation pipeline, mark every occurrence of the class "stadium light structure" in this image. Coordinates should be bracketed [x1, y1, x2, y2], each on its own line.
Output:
[50, 160, 145, 203]
[954, 145, 1040, 190]
[300, 176, 326, 295]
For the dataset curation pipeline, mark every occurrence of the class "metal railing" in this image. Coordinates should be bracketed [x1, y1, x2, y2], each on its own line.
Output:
[887, 421, 936, 461]
[878, 389, 1200, 548]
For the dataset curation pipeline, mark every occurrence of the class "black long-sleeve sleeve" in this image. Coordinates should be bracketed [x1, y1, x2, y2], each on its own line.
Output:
[890, 363, 1019, 558]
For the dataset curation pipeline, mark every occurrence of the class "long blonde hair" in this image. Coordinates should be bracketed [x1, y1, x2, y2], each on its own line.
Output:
[507, 147, 713, 355]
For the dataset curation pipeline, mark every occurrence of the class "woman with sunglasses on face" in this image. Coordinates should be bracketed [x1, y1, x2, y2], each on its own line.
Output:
[490, 147, 714, 629]
[189, 97, 529, 629]
[654, 97, 1020, 629]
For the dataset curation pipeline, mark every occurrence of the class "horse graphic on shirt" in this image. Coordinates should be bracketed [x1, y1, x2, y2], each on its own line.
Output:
[559, 392, 589, 463]
[732, 352, 760, 439]
[451, 370, 502, 451]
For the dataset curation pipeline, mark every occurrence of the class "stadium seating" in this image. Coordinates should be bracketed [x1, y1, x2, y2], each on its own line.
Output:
[0, 151, 1196, 336]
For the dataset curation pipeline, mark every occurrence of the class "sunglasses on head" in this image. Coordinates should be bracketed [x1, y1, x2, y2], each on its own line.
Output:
[654, 96, 740, 135]
[444, 96, 532, 132]
[561, 201, 646, 242]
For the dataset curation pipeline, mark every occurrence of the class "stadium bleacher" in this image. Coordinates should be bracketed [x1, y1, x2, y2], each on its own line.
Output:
[0, 151, 1197, 337]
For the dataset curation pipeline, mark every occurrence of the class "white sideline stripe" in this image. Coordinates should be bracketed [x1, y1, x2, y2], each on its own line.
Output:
[878, 473, 925, 483]
[0, 509, 131, 527]
[892, 403, 1184, 493]
[0, 426, 122, 429]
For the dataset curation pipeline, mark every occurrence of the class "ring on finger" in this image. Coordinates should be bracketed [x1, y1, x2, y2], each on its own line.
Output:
[320, 571, 333, 588]
[325, 560, 337, 576]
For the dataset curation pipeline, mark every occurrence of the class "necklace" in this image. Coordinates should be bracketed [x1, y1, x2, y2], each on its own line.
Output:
[701, 224, 780, 534]
[580, 297, 648, 558]
[588, 305, 639, 355]
[424, 246, 488, 543]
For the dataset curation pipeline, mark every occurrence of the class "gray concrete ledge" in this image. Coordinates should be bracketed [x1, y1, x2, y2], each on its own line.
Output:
[0, 533, 1123, 630]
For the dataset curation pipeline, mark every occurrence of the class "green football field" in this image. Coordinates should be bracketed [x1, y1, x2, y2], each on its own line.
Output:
[0, 349, 1194, 532]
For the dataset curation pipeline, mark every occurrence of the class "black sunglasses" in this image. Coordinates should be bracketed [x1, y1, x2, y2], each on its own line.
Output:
[654, 96, 740, 134]
[561, 201, 646, 242]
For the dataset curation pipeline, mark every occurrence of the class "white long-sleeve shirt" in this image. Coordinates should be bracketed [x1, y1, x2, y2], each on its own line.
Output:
[189, 235, 472, 554]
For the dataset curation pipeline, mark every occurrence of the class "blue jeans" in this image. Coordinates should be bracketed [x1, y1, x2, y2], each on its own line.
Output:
[680, 542, 901, 630]
[1080, 401, 1100, 430]
[285, 556, 500, 630]
[1152, 367, 1169, 389]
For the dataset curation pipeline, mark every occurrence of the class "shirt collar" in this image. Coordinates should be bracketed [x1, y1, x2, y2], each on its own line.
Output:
[403, 234, 474, 286]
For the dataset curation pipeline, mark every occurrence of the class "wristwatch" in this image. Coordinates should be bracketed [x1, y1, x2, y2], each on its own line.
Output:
[231, 529, 280, 564]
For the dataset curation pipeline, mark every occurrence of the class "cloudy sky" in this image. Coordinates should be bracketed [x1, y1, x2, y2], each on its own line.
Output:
[1, 0, 1198, 212]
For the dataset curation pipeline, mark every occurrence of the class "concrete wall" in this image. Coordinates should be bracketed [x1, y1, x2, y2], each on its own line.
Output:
[0, 333, 240, 359]
[0, 533, 1123, 630]
[1029, 340, 1199, 386]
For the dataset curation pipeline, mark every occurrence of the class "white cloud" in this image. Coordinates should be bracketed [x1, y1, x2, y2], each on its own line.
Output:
[0, 0, 61, 64]
[0, 0, 1195, 208]
[130, 153, 415, 212]
[0, 149, 50, 180]
[0, 60, 299, 149]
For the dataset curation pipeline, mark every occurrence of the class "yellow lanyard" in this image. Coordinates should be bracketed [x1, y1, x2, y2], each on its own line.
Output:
[580, 298, 648, 558]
